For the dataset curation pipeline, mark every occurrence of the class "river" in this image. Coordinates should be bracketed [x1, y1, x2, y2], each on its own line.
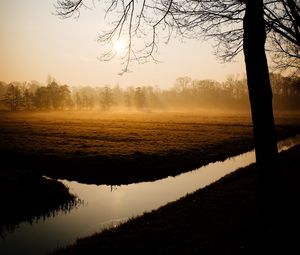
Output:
[1, 135, 299, 255]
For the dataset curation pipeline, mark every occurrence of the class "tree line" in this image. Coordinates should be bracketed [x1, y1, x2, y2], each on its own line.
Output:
[0, 73, 299, 112]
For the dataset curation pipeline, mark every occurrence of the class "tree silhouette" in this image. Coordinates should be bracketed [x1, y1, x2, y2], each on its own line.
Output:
[100, 85, 114, 111]
[33, 82, 72, 110]
[55, 0, 299, 232]
[4, 83, 22, 111]
[134, 86, 146, 109]
[34, 86, 51, 110]
[266, 0, 300, 75]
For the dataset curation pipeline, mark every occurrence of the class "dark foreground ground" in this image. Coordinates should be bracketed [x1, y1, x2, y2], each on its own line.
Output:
[0, 170, 77, 235]
[52, 145, 300, 254]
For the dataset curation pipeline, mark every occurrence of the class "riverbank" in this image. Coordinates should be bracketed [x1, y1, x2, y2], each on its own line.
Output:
[0, 169, 77, 235]
[52, 144, 300, 254]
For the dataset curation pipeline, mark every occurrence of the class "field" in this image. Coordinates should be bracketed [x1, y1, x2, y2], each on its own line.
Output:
[1, 110, 300, 185]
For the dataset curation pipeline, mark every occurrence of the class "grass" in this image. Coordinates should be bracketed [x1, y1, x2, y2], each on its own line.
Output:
[51, 144, 300, 254]
[1, 111, 300, 184]
[0, 168, 77, 236]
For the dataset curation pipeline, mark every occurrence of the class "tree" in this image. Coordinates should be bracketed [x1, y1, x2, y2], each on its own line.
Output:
[134, 86, 146, 109]
[4, 83, 22, 111]
[124, 87, 135, 109]
[266, 0, 300, 75]
[23, 88, 34, 111]
[47, 81, 63, 110]
[55, 1, 299, 67]
[33, 82, 72, 110]
[174, 77, 192, 93]
[55, 0, 299, 238]
[100, 85, 114, 110]
[34, 86, 51, 110]
[242, 3, 281, 228]
[44, 82, 71, 110]
[74, 86, 96, 110]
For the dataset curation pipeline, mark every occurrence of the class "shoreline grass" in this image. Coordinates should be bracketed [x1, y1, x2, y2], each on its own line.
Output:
[0, 169, 77, 236]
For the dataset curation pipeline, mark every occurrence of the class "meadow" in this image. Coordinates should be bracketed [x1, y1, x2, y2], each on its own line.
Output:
[1, 110, 300, 185]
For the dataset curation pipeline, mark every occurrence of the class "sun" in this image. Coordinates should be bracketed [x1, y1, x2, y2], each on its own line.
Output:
[114, 40, 126, 54]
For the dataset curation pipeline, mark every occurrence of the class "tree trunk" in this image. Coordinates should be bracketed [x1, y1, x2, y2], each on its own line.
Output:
[243, 0, 283, 250]
[243, 0, 280, 215]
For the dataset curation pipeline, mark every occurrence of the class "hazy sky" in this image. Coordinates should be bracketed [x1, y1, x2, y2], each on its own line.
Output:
[0, 0, 245, 88]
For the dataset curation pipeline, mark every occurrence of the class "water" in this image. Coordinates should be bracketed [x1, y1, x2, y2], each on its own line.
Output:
[1, 135, 300, 255]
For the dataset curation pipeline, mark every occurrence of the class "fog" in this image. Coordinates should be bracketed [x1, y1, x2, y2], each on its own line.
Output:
[0, 73, 299, 113]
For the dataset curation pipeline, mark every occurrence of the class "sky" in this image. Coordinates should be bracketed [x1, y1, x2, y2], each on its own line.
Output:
[0, 0, 245, 89]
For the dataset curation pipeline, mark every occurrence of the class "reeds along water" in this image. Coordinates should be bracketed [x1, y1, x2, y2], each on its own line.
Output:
[0, 196, 84, 239]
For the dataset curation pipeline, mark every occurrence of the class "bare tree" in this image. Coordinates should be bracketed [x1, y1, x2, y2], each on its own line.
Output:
[100, 85, 114, 110]
[55, 1, 299, 70]
[269, 32, 300, 75]
[265, 0, 300, 75]
[4, 83, 22, 111]
[134, 86, 146, 109]
[55, 0, 299, 235]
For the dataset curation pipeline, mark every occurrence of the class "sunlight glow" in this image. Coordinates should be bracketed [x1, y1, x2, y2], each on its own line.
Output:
[0, 1, 245, 89]
[113, 40, 126, 54]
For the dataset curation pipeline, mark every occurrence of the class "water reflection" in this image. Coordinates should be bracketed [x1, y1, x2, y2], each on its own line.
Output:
[277, 135, 300, 152]
[0, 135, 299, 255]
[0, 197, 83, 239]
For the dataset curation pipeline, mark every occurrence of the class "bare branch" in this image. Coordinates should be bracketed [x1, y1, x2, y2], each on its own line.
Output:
[55, 0, 300, 74]
[55, 0, 84, 18]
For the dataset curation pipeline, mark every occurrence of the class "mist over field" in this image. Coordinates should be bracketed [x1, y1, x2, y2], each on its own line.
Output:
[1, 73, 300, 113]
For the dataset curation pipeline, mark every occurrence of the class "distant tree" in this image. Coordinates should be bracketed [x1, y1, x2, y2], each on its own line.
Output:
[74, 86, 97, 110]
[270, 73, 300, 110]
[100, 86, 114, 111]
[45, 82, 71, 110]
[83, 94, 94, 109]
[75, 92, 83, 110]
[124, 92, 132, 109]
[112, 85, 123, 107]
[33, 82, 71, 110]
[174, 77, 192, 93]
[134, 87, 146, 109]
[0, 81, 8, 95]
[23, 88, 35, 111]
[123, 87, 135, 109]
[47, 82, 61, 109]
[144, 86, 162, 109]
[46, 75, 57, 86]
[4, 83, 22, 111]
[223, 75, 248, 98]
[34, 87, 51, 110]
[58, 84, 72, 109]
[0, 82, 8, 107]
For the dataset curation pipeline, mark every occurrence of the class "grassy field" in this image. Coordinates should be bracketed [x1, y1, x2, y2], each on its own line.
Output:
[1, 110, 300, 184]
[0, 111, 255, 155]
